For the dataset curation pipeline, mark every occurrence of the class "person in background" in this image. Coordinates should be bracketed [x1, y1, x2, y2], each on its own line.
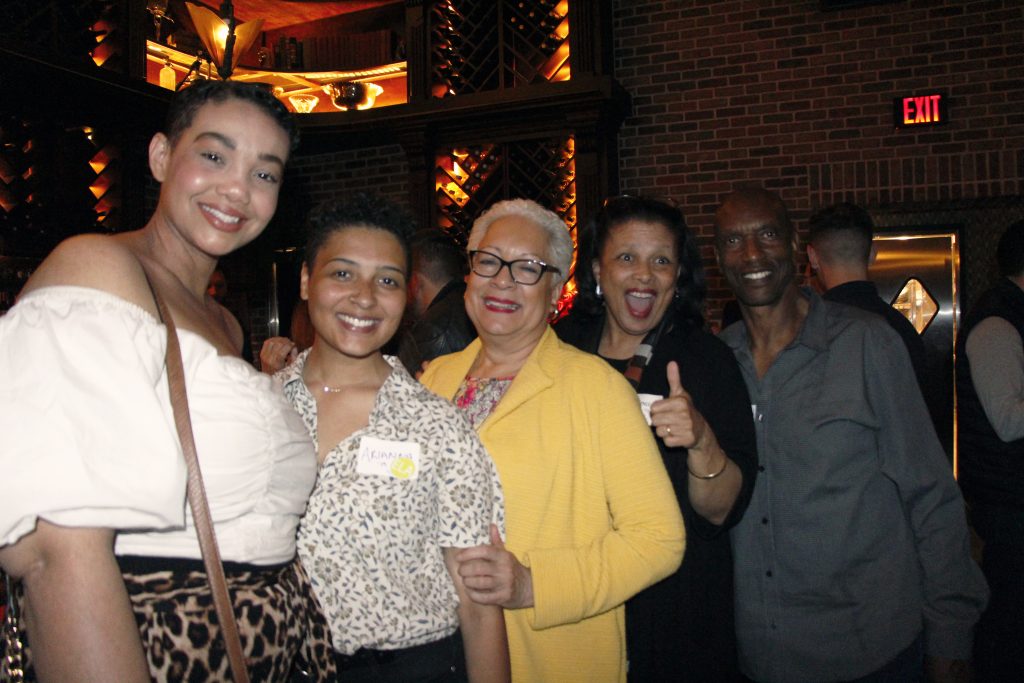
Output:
[276, 193, 509, 682]
[555, 195, 756, 682]
[714, 187, 986, 683]
[956, 218, 1024, 682]
[420, 198, 685, 683]
[0, 80, 332, 682]
[206, 267, 229, 302]
[206, 266, 254, 363]
[397, 228, 477, 374]
[806, 201, 930, 402]
[289, 299, 315, 352]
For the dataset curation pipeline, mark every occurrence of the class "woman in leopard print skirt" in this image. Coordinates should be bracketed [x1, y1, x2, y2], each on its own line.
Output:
[0, 81, 332, 682]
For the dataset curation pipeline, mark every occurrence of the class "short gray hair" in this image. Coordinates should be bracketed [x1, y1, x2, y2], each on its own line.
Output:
[467, 199, 573, 287]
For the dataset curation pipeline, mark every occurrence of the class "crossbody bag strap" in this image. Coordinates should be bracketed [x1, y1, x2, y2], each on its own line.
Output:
[143, 272, 251, 683]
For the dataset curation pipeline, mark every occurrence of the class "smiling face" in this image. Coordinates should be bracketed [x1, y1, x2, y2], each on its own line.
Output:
[149, 97, 290, 259]
[301, 226, 408, 361]
[594, 219, 681, 343]
[714, 194, 798, 309]
[464, 215, 562, 350]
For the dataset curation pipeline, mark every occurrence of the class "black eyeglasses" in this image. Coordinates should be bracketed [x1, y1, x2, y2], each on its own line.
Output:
[468, 250, 560, 286]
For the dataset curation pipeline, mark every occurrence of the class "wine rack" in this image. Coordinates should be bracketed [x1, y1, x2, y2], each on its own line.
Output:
[0, 0, 125, 70]
[434, 135, 577, 315]
[436, 137, 575, 238]
[430, 0, 571, 98]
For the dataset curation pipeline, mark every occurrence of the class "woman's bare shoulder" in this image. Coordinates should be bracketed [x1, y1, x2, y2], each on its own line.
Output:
[22, 233, 155, 312]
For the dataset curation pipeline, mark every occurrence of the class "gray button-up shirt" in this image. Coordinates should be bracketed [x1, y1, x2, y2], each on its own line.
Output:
[721, 290, 987, 683]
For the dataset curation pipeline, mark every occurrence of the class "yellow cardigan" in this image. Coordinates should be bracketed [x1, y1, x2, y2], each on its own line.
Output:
[421, 327, 685, 682]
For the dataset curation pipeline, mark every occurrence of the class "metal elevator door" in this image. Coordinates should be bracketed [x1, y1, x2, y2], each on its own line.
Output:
[870, 232, 959, 470]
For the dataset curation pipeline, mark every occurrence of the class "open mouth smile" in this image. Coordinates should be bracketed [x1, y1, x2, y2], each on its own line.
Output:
[200, 203, 244, 229]
[337, 313, 378, 330]
[484, 297, 520, 312]
[742, 270, 772, 281]
[625, 289, 657, 318]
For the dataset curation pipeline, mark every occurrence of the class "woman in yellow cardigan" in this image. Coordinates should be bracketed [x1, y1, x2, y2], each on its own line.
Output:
[420, 199, 685, 682]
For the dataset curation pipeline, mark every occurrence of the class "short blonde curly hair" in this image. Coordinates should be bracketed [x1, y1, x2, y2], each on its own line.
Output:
[467, 199, 573, 287]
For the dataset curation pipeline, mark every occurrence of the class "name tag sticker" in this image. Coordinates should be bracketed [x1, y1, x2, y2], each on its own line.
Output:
[637, 393, 663, 426]
[357, 436, 421, 480]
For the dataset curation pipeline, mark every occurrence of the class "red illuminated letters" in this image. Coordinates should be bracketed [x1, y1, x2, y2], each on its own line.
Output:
[902, 94, 943, 125]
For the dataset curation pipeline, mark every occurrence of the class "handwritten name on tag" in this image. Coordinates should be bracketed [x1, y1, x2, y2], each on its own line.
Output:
[637, 393, 663, 426]
[357, 436, 421, 480]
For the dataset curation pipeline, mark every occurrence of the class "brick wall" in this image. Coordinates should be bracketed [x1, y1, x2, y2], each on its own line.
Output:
[611, 0, 1024, 317]
[288, 142, 410, 208]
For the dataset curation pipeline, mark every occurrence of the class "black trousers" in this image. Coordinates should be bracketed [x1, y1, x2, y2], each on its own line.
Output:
[972, 503, 1024, 683]
[333, 630, 467, 683]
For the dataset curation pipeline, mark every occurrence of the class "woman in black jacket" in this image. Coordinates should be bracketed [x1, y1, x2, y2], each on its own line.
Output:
[555, 196, 757, 682]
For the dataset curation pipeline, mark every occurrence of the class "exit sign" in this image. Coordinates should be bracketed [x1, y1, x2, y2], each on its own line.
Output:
[894, 93, 948, 127]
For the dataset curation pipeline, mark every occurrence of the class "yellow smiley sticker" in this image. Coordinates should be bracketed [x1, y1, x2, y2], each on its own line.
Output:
[390, 457, 416, 479]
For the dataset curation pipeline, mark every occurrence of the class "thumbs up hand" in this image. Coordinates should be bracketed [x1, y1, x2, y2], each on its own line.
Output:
[455, 523, 534, 609]
[649, 361, 709, 450]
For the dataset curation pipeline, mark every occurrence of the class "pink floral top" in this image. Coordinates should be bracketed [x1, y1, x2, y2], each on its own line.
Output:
[454, 376, 515, 429]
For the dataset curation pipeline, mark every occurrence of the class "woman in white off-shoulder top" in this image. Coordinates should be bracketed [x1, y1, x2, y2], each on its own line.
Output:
[0, 81, 332, 682]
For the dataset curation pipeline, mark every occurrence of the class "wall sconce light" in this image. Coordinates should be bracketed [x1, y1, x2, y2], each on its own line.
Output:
[185, 1, 263, 80]
[324, 82, 384, 111]
[287, 94, 320, 114]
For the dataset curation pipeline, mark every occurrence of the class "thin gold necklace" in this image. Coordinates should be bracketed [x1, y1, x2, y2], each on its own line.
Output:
[306, 353, 389, 394]
[302, 368, 346, 394]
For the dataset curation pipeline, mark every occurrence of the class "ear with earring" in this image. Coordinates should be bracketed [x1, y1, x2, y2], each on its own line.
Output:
[596, 283, 603, 298]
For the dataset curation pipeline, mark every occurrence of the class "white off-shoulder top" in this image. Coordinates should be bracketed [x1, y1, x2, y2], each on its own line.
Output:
[0, 286, 317, 565]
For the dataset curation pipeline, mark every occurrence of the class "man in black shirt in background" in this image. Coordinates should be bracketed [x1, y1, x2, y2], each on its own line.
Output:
[806, 202, 928, 385]
[397, 229, 476, 374]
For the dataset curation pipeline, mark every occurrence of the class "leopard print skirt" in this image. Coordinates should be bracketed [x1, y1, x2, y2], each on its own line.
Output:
[17, 557, 336, 682]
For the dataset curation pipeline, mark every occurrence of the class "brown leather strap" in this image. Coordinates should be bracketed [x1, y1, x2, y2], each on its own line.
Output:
[146, 277, 251, 683]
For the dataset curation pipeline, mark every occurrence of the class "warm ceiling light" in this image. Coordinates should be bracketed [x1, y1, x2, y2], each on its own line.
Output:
[185, 2, 263, 80]
[288, 94, 320, 114]
[324, 82, 385, 111]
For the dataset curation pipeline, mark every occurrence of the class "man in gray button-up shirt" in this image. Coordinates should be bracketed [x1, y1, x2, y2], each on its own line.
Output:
[714, 188, 987, 683]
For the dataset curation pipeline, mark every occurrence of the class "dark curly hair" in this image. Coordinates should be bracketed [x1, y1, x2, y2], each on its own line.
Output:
[304, 193, 417, 275]
[164, 80, 299, 154]
[573, 196, 706, 330]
